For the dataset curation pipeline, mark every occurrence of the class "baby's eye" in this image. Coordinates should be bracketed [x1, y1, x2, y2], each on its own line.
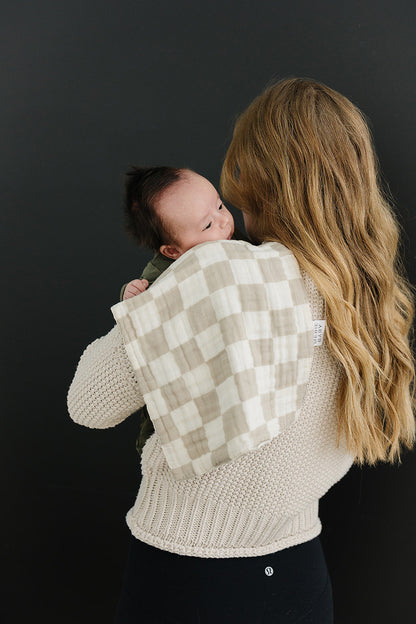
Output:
[203, 204, 224, 230]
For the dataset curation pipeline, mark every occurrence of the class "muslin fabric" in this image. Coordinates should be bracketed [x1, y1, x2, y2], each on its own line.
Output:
[111, 239, 314, 480]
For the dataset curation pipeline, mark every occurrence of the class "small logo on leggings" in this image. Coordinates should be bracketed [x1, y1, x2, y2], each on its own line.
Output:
[265, 566, 274, 576]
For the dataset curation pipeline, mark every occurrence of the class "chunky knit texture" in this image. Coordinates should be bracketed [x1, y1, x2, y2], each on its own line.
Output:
[67, 267, 355, 558]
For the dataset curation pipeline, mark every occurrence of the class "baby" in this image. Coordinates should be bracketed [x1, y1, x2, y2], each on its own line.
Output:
[121, 166, 239, 300]
[120, 165, 248, 459]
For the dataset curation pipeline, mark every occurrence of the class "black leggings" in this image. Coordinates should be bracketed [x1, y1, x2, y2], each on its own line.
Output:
[114, 533, 333, 623]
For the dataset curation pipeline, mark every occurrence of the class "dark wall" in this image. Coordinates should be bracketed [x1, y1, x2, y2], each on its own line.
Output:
[2, 1, 415, 622]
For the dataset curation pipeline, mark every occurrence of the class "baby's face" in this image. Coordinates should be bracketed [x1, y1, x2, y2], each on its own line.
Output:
[155, 171, 234, 259]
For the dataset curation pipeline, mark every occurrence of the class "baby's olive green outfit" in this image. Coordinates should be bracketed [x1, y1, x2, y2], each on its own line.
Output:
[119, 252, 174, 460]
[119, 228, 250, 460]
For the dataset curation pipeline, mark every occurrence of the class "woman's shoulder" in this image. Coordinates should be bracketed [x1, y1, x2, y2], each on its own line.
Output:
[176, 238, 293, 265]
[141, 240, 297, 294]
[143, 239, 306, 314]
[176, 239, 299, 282]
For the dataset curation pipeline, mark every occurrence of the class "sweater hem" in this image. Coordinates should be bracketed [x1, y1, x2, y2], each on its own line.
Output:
[125, 513, 322, 559]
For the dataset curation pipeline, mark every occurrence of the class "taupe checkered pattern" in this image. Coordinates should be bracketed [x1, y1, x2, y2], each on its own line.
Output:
[111, 240, 314, 480]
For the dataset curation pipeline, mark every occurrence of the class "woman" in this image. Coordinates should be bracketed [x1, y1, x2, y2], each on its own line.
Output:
[67, 78, 416, 623]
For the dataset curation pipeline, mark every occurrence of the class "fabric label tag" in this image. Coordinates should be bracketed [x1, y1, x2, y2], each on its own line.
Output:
[313, 320, 326, 346]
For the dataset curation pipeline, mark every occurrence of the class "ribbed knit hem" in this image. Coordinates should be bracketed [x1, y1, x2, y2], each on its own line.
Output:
[124, 476, 322, 558]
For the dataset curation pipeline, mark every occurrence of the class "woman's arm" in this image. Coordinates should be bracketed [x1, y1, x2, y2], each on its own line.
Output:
[67, 324, 145, 429]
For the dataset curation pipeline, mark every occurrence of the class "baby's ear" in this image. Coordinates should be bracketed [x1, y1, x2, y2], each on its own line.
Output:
[159, 244, 181, 260]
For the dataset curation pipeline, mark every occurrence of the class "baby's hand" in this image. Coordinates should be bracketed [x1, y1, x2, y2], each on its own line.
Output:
[123, 278, 149, 300]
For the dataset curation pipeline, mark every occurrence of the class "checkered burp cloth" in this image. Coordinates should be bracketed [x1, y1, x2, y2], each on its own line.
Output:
[111, 240, 314, 481]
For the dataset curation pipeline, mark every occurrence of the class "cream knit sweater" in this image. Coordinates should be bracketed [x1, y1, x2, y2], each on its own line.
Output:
[67, 266, 355, 558]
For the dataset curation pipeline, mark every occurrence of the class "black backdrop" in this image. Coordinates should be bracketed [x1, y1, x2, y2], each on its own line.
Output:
[2, 1, 416, 622]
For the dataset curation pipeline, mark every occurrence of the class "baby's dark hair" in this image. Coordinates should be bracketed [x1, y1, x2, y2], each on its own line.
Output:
[123, 166, 188, 251]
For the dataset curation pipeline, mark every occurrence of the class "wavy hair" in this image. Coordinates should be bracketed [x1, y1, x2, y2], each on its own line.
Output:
[220, 77, 416, 466]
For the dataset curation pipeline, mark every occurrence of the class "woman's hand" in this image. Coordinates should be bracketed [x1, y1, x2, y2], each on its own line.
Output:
[123, 279, 149, 300]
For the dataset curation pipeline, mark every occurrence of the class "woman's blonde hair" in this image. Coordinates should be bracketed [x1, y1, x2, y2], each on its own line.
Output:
[220, 77, 416, 467]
